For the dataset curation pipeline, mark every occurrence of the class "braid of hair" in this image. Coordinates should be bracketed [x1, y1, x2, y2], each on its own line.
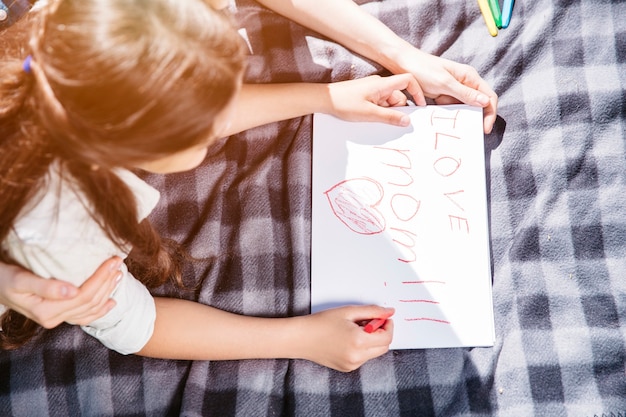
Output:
[65, 162, 187, 289]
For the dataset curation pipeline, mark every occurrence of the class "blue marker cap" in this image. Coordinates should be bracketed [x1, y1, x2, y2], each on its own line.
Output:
[501, 0, 515, 29]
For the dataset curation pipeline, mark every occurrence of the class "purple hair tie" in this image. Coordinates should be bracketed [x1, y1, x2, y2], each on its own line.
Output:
[23, 55, 32, 74]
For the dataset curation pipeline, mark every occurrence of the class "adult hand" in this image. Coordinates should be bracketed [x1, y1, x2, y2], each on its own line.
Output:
[251, 0, 497, 133]
[392, 49, 498, 134]
[0, 257, 121, 328]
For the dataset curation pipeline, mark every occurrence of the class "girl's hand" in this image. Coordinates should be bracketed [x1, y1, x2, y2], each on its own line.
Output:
[0, 258, 121, 328]
[296, 305, 395, 372]
[325, 74, 424, 127]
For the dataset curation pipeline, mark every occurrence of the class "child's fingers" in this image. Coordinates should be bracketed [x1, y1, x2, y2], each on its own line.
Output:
[385, 73, 426, 106]
[367, 105, 411, 127]
[346, 305, 395, 323]
[363, 319, 394, 360]
[381, 89, 407, 107]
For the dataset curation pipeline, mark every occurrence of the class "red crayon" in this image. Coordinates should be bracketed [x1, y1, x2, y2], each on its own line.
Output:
[363, 318, 387, 333]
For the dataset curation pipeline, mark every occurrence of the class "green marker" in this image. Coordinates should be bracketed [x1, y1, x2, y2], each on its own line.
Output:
[487, 0, 502, 29]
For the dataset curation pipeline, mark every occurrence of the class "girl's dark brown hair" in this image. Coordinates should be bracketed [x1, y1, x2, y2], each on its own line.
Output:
[0, 0, 246, 349]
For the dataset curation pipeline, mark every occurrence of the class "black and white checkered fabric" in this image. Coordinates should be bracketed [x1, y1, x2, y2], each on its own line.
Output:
[1, 0, 625, 415]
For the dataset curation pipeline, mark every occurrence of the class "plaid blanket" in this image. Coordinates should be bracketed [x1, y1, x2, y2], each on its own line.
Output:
[1, 0, 625, 415]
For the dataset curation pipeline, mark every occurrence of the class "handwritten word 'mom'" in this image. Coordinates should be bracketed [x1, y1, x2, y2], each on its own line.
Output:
[324, 108, 471, 263]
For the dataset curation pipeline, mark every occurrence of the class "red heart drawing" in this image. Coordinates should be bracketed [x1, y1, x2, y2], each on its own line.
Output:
[324, 177, 386, 235]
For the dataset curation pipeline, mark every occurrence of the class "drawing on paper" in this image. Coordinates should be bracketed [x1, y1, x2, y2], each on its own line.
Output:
[311, 105, 495, 349]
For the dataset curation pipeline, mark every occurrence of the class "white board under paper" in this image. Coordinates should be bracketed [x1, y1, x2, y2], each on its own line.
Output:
[311, 104, 495, 349]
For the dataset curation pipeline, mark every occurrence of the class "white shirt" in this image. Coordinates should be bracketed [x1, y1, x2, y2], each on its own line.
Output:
[1, 163, 160, 355]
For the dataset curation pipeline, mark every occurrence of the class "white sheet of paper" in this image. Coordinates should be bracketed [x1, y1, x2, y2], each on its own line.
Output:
[311, 105, 495, 349]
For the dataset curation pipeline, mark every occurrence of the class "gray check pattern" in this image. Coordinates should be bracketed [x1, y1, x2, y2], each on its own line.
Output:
[1, 0, 625, 415]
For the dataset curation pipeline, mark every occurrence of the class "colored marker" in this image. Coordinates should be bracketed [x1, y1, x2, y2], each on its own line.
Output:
[477, 0, 498, 37]
[364, 318, 387, 333]
[487, 0, 502, 28]
[501, 0, 514, 29]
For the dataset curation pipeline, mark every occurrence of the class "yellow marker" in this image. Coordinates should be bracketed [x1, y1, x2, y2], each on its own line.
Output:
[477, 0, 498, 37]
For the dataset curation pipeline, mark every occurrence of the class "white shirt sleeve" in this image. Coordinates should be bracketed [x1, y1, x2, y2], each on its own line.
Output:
[2, 164, 161, 355]
[81, 263, 156, 355]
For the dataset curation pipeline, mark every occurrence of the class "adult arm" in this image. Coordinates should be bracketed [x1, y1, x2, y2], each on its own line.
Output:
[254, 0, 498, 133]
